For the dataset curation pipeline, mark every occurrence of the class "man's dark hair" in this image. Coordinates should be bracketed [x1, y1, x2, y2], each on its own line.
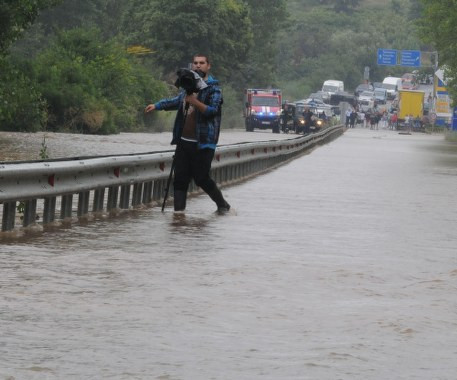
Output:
[193, 54, 210, 64]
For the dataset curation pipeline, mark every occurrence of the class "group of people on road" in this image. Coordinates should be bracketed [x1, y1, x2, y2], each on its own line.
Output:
[345, 108, 388, 130]
[404, 114, 423, 129]
[345, 106, 431, 131]
[345, 109, 358, 128]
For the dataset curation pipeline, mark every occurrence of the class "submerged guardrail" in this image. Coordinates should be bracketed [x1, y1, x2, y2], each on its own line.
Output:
[0, 125, 344, 232]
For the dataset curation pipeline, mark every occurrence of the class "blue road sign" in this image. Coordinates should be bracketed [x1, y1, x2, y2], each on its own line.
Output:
[377, 49, 397, 65]
[452, 107, 457, 131]
[401, 50, 421, 67]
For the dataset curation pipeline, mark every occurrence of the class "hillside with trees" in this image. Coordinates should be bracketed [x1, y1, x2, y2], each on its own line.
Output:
[0, 0, 443, 134]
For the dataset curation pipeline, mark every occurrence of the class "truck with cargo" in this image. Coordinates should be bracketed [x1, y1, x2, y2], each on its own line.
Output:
[397, 89, 425, 129]
[244, 89, 282, 133]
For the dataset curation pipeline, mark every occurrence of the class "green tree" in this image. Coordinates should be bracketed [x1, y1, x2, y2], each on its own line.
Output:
[238, 0, 288, 87]
[1, 0, 61, 132]
[0, 0, 61, 53]
[0, 56, 47, 131]
[123, 0, 253, 81]
[318, 0, 361, 14]
[419, 0, 457, 104]
[32, 28, 168, 134]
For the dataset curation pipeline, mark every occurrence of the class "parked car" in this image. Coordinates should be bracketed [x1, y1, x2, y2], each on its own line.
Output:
[401, 73, 418, 90]
[297, 98, 331, 116]
[358, 99, 375, 113]
[280, 102, 305, 134]
[329, 91, 357, 107]
[358, 90, 375, 102]
[300, 97, 327, 106]
[355, 83, 374, 97]
[308, 91, 328, 103]
[374, 88, 388, 104]
[281, 102, 328, 134]
[306, 106, 328, 133]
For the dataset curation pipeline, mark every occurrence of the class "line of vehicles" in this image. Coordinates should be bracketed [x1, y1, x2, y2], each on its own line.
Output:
[353, 73, 430, 129]
[243, 71, 430, 134]
[243, 85, 336, 135]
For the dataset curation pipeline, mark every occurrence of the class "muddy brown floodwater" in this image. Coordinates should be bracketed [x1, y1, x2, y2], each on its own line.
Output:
[1, 128, 457, 379]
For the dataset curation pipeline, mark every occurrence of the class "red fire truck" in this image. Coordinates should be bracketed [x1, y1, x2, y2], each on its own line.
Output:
[244, 89, 282, 133]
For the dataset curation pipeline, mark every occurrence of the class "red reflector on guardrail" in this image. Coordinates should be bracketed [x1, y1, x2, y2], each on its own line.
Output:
[159, 163, 165, 172]
[114, 167, 120, 177]
[48, 174, 55, 187]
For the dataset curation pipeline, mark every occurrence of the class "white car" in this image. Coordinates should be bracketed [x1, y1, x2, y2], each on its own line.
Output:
[358, 91, 375, 102]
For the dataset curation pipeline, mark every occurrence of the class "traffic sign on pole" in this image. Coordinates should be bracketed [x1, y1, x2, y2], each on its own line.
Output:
[377, 49, 397, 66]
[401, 50, 421, 67]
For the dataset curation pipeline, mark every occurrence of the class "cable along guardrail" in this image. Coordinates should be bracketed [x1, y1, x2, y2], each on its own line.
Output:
[0, 125, 344, 232]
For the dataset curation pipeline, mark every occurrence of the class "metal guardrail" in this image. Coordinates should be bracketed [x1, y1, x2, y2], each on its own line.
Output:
[0, 125, 344, 232]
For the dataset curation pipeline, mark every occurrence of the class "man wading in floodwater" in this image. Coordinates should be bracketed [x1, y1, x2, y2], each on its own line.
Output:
[144, 54, 230, 213]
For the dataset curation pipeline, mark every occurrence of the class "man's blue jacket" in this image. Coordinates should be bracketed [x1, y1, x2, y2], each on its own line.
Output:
[154, 76, 223, 150]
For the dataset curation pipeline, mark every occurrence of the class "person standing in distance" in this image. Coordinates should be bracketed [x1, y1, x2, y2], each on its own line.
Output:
[144, 54, 230, 213]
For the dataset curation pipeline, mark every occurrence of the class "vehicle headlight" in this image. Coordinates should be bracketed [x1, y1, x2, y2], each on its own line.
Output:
[300, 119, 305, 124]
[316, 120, 323, 126]
[251, 110, 257, 115]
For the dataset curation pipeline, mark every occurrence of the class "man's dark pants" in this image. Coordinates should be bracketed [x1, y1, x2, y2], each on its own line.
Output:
[173, 139, 217, 194]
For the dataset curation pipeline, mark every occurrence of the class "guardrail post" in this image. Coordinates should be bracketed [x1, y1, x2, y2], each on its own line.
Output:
[152, 180, 163, 201]
[132, 183, 143, 207]
[2, 201, 16, 231]
[60, 194, 73, 219]
[107, 186, 119, 210]
[93, 188, 105, 212]
[119, 184, 130, 209]
[142, 181, 153, 204]
[23, 199, 37, 227]
[77, 191, 90, 216]
[43, 197, 56, 224]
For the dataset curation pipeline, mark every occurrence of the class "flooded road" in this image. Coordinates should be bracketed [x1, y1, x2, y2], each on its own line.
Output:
[1, 128, 457, 379]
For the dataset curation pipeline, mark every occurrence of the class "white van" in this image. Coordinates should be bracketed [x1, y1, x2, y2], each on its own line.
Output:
[382, 77, 402, 100]
[322, 80, 344, 95]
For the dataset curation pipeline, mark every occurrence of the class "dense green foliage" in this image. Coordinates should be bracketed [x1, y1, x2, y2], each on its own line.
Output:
[0, 0, 438, 134]
[30, 28, 168, 133]
[0, 0, 61, 52]
[277, 0, 424, 99]
[0, 56, 47, 131]
[419, 0, 457, 105]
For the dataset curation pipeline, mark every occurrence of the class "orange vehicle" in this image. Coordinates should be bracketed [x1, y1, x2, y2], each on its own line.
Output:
[244, 89, 282, 133]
